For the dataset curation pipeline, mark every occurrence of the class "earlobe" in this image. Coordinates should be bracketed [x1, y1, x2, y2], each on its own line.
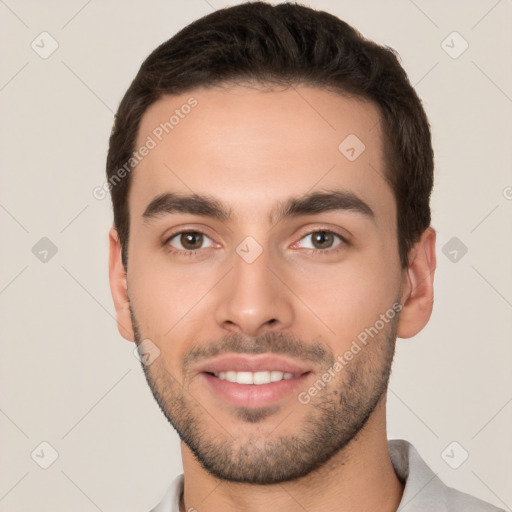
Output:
[397, 227, 437, 339]
[108, 227, 135, 342]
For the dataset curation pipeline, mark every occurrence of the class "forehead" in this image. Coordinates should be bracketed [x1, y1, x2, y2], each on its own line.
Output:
[130, 85, 395, 226]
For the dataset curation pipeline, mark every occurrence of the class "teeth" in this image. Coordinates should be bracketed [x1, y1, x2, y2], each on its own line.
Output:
[215, 370, 295, 385]
[236, 371, 253, 384]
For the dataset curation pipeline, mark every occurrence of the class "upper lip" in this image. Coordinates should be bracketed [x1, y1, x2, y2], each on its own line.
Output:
[196, 354, 312, 375]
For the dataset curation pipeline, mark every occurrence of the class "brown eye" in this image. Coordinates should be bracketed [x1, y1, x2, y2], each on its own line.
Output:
[168, 231, 211, 251]
[298, 230, 343, 251]
[311, 231, 335, 249]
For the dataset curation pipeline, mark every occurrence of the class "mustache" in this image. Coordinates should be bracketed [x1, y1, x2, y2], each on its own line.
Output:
[182, 331, 334, 370]
[130, 303, 336, 371]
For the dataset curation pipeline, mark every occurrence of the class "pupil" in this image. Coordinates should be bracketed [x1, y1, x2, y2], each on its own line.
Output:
[313, 231, 333, 249]
[181, 232, 202, 249]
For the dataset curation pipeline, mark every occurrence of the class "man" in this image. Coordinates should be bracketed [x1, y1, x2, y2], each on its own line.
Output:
[106, 2, 503, 511]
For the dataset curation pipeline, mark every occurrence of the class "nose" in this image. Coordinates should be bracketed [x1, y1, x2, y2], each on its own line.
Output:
[213, 244, 294, 337]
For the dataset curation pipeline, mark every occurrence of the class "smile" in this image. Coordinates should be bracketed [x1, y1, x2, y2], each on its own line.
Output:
[213, 370, 298, 385]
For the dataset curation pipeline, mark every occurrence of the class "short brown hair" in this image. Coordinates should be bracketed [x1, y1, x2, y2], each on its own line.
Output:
[106, 1, 433, 269]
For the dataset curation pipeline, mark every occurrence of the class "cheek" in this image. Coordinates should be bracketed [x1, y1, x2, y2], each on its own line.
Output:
[286, 255, 400, 343]
[127, 258, 224, 366]
[130, 267, 202, 330]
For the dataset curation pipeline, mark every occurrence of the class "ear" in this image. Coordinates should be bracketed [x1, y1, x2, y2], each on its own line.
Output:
[108, 227, 135, 342]
[397, 226, 436, 339]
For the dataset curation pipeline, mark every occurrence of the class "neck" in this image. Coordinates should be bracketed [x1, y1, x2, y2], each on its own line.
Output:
[179, 398, 403, 512]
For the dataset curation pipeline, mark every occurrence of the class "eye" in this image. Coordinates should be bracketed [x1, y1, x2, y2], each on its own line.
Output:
[296, 230, 344, 250]
[167, 231, 214, 251]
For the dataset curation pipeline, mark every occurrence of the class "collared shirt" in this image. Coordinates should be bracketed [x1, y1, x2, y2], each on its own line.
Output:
[149, 439, 505, 511]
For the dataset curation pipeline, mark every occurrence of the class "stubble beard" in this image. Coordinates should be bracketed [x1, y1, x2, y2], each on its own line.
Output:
[130, 304, 397, 484]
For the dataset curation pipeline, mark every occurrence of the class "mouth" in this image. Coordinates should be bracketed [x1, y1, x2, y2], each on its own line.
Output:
[212, 370, 300, 384]
[197, 354, 313, 409]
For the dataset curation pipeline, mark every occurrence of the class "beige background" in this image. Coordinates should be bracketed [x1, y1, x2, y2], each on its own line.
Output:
[1, 0, 511, 510]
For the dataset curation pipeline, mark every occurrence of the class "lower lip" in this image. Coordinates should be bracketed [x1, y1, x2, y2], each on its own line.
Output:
[201, 372, 312, 409]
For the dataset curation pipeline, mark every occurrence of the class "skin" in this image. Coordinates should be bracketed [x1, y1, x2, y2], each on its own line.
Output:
[109, 85, 436, 512]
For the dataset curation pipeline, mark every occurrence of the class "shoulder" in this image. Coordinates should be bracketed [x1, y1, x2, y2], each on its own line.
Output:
[389, 439, 505, 512]
[444, 485, 505, 512]
[149, 474, 184, 512]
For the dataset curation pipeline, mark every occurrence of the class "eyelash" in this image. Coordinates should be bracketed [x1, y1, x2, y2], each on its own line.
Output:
[163, 229, 348, 257]
[162, 231, 210, 258]
[291, 230, 347, 256]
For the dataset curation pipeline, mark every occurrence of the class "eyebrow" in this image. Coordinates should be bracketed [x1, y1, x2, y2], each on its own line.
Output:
[142, 189, 375, 225]
[143, 193, 232, 222]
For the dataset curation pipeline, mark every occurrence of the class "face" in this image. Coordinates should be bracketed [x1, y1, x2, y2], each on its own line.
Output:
[119, 85, 411, 483]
